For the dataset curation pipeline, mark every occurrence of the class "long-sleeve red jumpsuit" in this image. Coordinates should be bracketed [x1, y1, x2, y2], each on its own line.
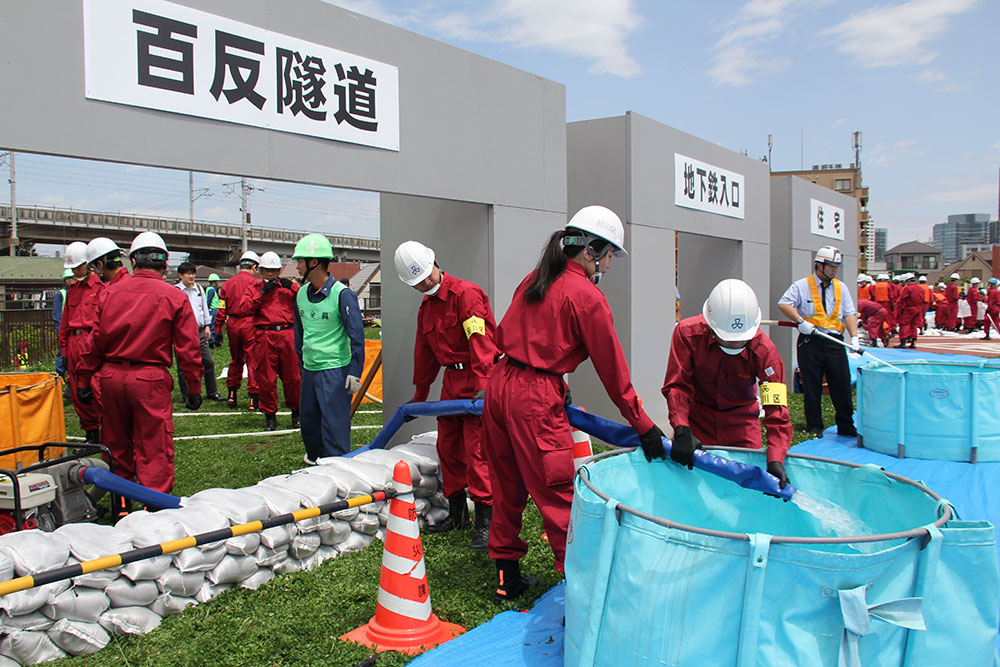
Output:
[411, 272, 497, 505]
[661, 316, 792, 464]
[944, 282, 960, 329]
[215, 271, 261, 396]
[898, 284, 926, 340]
[58, 272, 105, 432]
[888, 282, 902, 332]
[856, 299, 889, 346]
[483, 260, 654, 573]
[78, 270, 203, 493]
[245, 280, 301, 415]
[966, 286, 983, 330]
[872, 280, 894, 333]
[985, 287, 1000, 337]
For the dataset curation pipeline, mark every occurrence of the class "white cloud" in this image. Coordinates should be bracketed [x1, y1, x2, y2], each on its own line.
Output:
[868, 139, 920, 167]
[919, 180, 996, 205]
[329, 0, 643, 77]
[706, 0, 800, 86]
[914, 67, 964, 92]
[821, 0, 978, 68]
[832, 117, 848, 128]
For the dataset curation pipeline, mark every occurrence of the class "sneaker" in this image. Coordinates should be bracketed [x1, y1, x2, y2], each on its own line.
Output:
[303, 454, 317, 466]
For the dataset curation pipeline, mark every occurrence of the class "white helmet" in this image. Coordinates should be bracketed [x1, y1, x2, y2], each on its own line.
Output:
[877, 273, 889, 281]
[86, 237, 122, 264]
[128, 231, 168, 257]
[63, 242, 89, 269]
[856, 274, 868, 283]
[936, 282, 946, 288]
[394, 241, 436, 286]
[259, 251, 282, 270]
[239, 250, 260, 266]
[702, 279, 761, 343]
[565, 205, 627, 257]
[970, 277, 981, 284]
[892, 274, 902, 282]
[919, 275, 927, 283]
[814, 245, 842, 265]
[950, 273, 960, 280]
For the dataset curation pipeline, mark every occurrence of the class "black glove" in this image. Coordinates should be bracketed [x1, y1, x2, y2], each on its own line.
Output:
[279, 278, 293, 290]
[184, 393, 203, 411]
[767, 461, 789, 490]
[403, 399, 419, 423]
[77, 384, 94, 405]
[637, 425, 666, 462]
[670, 426, 700, 470]
[261, 280, 278, 295]
[472, 389, 486, 402]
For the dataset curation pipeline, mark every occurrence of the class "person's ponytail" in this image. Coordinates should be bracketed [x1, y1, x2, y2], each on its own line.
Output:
[525, 229, 586, 303]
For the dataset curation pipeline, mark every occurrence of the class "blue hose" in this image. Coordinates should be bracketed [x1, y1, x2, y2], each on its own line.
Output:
[81, 467, 182, 509]
[350, 400, 794, 499]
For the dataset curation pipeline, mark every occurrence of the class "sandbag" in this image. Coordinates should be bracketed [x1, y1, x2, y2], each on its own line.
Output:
[225, 532, 261, 556]
[317, 458, 392, 492]
[337, 531, 374, 554]
[318, 520, 352, 546]
[106, 578, 159, 608]
[194, 581, 232, 604]
[0, 630, 66, 664]
[0, 610, 52, 631]
[332, 506, 359, 522]
[258, 525, 294, 550]
[390, 443, 441, 475]
[121, 555, 172, 582]
[301, 464, 370, 497]
[265, 472, 339, 506]
[55, 523, 133, 560]
[0, 580, 70, 617]
[0, 531, 69, 576]
[169, 505, 231, 546]
[349, 513, 380, 536]
[149, 593, 195, 617]
[405, 432, 438, 446]
[244, 484, 326, 533]
[42, 588, 109, 623]
[173, 544, 227, 573]
[428, 490, 448, 508]
[0, 553, 12, 582]
[47, 618, 110, 656]
[68, 556, 119, 590]
[354, 448, 422, 484]
[253, 545, 289, 568]
[207, 556, 257, 585]
[157, 570, 204, 597]
[239, 568, 274, 591]
[99, 606, 163, 636]
[289, 533, 321, 560]
[186, 487, 269, 524]
[0, 654, 19, 667]
[300, 546, 337, 571]
[425, 506, 450, 530]
[116, 510, 186, 547]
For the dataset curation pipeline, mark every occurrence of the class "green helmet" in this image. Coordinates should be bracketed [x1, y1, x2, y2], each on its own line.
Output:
[208, 273, 221, 282]
[62, 268, 74, 280]
[292, 234, 334, 259]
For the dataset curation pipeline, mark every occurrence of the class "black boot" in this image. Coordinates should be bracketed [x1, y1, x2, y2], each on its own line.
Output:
[426, 490, 468, 533]
[226, 388, 238, 409]
[494, 559, 539, 604]
[248, 393, 260, 412]
[85, 429, 101, 444]
[290, 410, 300, 429]
[469, 503, 492, 553]
[894, 339, 908, 348]
[264, 413, 278, 431]
[908, 338, 916, 349]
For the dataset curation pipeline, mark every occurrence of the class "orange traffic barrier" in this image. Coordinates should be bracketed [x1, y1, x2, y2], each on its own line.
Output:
[341, 461, 465, 654]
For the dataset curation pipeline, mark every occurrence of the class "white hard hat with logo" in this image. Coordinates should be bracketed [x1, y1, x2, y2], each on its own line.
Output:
[86, 237, 122, 264]
[63, 242, 89, 269]
[128, 231, 168, 257]
[814, 246, 842, 265]
[259, 251, 282, 270]
[395, 241, 435, 286]
[239, 250, 260, 265]
[564, 205, 627, 257]
[702, 278, 761, 343]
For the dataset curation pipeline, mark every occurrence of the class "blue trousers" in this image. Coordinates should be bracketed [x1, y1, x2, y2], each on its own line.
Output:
[55, 347, 67, 377]
[300, 366, 351, 459]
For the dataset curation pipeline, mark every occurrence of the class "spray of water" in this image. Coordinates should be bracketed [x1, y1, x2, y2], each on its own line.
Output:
[791, 490, 884, 554]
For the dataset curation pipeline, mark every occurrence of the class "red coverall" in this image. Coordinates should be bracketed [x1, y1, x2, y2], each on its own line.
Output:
[985, 287, 1000, 337]
[215, 271, 261, 395]
[857, 299, 889, 346]
[897, 284, 926, 340]
[888, 282, 902, 332]
[411, 272, 497, 504]
[932, 290, 946, 328]
[944, 282, 960, 329]
[872, 281, 894, 332]
[245, 280, 301, 415]
[107, 269, 131, 287]
[78, 269, 202, 493]
[661, 316, 792, 463]
[58, 272, 105, 431]
[965, 286, 982, 330]
[483, 261, 654, 573]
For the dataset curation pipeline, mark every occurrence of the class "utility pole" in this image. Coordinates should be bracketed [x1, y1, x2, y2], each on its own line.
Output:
[188, 171, 211, 224]
[6, 152, 15, 256]
[852, 131, 863, 185]
[767, 134, 773, 168]
[241, 177, 248, 253]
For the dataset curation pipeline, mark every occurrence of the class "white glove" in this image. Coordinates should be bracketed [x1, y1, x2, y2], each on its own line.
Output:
[345, 375, 361, 394]
[848, 336, 862, 358]
[797, 320, 815, 335]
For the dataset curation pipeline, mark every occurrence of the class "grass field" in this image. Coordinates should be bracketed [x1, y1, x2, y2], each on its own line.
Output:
[49, 332, 843, 666]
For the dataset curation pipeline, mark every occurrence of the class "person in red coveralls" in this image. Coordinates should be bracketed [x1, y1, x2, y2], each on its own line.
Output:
[245, 251, 300, 432]
[482, 205, 671, 604]
[965, 277, 983, 332]
[984, 277, 1000, 340]
[871, 274, 895, 340]
[944, 273, 961, 331]
[932, 283, 947, 329]
[662, 279, 793, 488]
[216, 250, 262, 410]
[76, 232, 203, 494]
[58, 241, 105, 444]
[86, 237, 130, 286]
[857, 299, 890, 347]
[917, 276, 931, 334]
[895, 273, 925, 349]
[395, 240, 497, 553]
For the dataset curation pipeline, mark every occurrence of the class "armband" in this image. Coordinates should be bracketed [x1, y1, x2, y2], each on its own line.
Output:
[759, 382, 787, 407]
[462, 315, 486, 339]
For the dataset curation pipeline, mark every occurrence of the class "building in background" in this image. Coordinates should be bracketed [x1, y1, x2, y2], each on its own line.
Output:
[874, 227, 888, 261]
[932, 213, 991, 265]
[884, 241, 941, 274]
[933, 252, 994, 284]
[771, 162, 872, 271]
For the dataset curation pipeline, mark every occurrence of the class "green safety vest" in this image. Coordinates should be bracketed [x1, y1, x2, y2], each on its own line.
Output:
[297, 279, 351, 371]
[206, 286, 220, 310]
[59, 288, 67, 312]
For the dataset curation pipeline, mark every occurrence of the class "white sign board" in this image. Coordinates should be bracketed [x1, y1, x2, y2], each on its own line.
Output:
[83, 0, 400, 151]
[674, 154, 745, 219]
[810, 199, 845, 240]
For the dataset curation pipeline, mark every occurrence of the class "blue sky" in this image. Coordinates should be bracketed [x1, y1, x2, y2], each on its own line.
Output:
[8, 0, 998, 255]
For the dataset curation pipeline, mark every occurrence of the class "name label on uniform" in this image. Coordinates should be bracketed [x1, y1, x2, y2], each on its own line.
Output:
[759, 382, 787, 407]
[462, 316, 486, 339]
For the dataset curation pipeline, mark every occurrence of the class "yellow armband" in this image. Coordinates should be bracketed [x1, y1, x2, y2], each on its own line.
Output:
[462, 315, 486, 339]
[218, 299, 226, 309]
[759, 382, 787, 407]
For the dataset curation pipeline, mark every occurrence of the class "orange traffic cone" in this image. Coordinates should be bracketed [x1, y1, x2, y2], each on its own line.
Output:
[571, 418, 593, 469]
[341, 461, 465, 654]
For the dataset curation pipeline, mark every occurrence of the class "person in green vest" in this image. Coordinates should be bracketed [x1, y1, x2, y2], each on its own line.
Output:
[52, 268, 76, 381]
[292, 234, 364, 463]
[206, 273, 222, 346]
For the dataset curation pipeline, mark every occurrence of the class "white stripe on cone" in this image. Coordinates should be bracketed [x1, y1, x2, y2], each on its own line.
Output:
[377, 587, 432, 621]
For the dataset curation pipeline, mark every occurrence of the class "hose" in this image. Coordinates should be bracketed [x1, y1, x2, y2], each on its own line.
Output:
[80, 466, 182, 510]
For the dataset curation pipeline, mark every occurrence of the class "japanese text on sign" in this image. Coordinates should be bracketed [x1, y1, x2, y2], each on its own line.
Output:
[810, 199, 845, 241]
[83, 0, 400, 151]
[674, 154, 745, 220]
